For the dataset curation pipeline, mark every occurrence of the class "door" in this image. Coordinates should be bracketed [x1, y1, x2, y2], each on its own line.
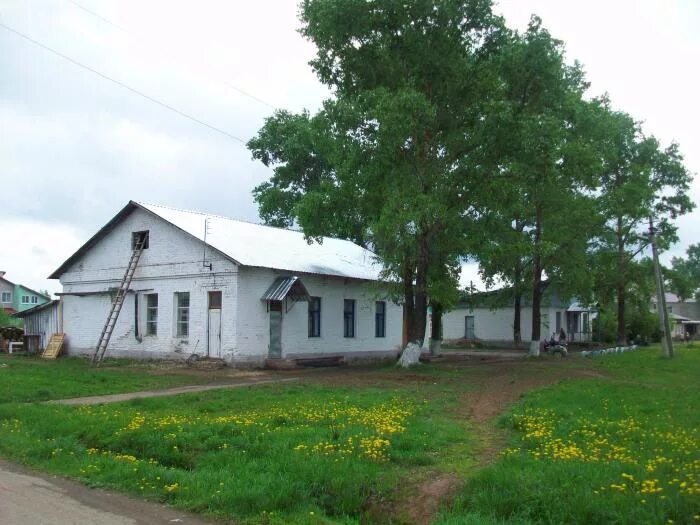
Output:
[269, 300, 282, 358]
[465, 316, 475, 339]
[207, 291, 222, 358]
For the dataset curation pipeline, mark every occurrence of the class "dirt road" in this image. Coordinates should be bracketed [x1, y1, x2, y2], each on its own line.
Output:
[0, 460, 220, 525]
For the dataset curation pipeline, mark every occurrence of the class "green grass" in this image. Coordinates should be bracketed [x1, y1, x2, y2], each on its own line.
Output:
[436, 346, 700, 525]
[0, 383, 468, 524]
[1, 347, 698, 524]
[0, 355, 208, 403]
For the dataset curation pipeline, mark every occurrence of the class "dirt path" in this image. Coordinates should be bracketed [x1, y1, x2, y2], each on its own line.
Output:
[0, 459, 220, 525]
[314, 352, 604, 525]
[47, 377, 299, 405]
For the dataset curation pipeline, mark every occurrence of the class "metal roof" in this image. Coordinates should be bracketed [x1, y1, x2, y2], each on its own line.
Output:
[261, 276, 310, 302]
[50, 201, 384, 281]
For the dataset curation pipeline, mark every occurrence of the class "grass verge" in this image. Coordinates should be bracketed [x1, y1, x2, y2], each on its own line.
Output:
[0, 355, 209, 403]
[0, 382, 468, 524]
[436, 345, 700, 525]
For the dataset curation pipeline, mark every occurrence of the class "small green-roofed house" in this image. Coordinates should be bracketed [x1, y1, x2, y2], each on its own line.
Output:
[0, 271, 51, 314]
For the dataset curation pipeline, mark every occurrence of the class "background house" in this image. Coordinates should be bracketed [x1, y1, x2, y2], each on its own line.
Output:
[442, 284, 594, 345]
[652, 293, 700, 339]
[49, 201, 402, 365]
[0, 271, 51, 314]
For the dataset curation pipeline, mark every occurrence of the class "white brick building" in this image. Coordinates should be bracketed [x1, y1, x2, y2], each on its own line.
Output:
[50, 202, 402, 365]
[442, 285, 593, 345]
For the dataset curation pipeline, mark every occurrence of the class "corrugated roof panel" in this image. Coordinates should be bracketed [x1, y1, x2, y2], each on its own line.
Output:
[138, 202, 382, 281]
[261, 276, 310, 302]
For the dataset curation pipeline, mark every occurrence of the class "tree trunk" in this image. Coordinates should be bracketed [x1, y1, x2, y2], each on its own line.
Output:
[616, 282, 626, 345]
[430, 302, 442, 355]
[530, 207, 543, 356]
[514, 291, 522, 347]
[411, 234, 429, 345]
[402, 265, 415, 347]
[513, 256, 523, 347]
[616, 216, 627, 345]
[513, 221, 524, 348]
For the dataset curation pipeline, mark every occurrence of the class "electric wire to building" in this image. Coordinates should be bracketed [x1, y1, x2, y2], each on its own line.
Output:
[66, 0, 277, 110]
[0, 21, 248, 145]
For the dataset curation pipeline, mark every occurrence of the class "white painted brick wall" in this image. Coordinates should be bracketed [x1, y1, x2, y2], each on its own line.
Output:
[59, 207, 402, 364]
[443, 306, 563, 342]
[61, 208, 238, 360]
[235, 268, 402, 361]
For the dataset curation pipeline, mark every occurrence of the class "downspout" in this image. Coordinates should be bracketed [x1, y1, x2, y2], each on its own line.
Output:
[134, 294, 142, 342]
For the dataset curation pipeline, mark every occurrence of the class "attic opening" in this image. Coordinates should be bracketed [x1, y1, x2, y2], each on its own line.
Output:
[131, 230, 149, 250]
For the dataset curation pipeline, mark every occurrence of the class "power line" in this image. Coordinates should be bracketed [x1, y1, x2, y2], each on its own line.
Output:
[0, 21, 247, 144]
[67, 0, 277, 110]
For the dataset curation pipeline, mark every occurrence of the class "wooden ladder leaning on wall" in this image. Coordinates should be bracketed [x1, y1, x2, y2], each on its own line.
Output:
[90, 234, 147, 366]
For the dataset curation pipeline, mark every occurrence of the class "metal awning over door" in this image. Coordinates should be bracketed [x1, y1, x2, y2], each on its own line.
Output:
[261, 276, 310, 312]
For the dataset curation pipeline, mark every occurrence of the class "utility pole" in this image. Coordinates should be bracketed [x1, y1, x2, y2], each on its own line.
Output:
[648, 217, 674, 358]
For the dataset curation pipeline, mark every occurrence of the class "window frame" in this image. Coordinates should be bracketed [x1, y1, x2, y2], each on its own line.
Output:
[145, 293, 158, 336]
[31, 296, 39, 304]
[343, 299, 355, 338]
[131, 230, 150, 250]
[21, 295, 30, 304]
[1, 291, 11, 303]
[375, 301, 386, 338]
[175, 292, 190, 338]
[308, 297, 321, 338]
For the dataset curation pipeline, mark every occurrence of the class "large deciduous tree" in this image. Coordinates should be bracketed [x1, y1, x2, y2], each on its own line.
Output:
[592, 100, 694, 344]
[477, 17, 602, 354]
[249, 0, 507, 348]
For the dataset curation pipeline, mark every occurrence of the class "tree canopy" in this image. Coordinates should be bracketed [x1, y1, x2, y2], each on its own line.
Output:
[247, 0, 694, 354]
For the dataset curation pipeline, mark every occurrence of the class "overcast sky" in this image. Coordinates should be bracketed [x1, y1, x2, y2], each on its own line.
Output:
[1, 0, 698, 295]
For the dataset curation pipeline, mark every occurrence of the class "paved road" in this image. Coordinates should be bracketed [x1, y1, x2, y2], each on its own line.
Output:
[47, 377, 299, 405]
[0, 460, 219, 525]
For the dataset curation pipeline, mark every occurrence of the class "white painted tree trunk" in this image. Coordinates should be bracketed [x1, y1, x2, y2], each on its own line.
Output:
[397, 342, 422, 367]
[529, 340, 541, 357]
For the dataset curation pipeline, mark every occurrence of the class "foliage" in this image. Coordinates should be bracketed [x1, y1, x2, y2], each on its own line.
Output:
[249, 0, 509, 342]
[668, 243, 700, 300]
[0, 308, 22, 328]
[592, 258, 660, 344]
[477, 17, 603, 344]
[438, 346, 700, 524]
[594, 305, 660, 344]
[591, 98, 694, 343]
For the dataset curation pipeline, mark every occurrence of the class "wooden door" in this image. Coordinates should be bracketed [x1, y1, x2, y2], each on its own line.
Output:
[207, 291, 222, 358]
[465, 316, 475, 339]
[269, 309, 282, 358]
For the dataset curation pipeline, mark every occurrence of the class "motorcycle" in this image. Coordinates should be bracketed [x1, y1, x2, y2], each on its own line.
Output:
[543, 336, 568, 357]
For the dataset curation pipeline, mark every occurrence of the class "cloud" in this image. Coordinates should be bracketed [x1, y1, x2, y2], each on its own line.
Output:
[0, 218, 84, 295]
[0, 0, 697, 298]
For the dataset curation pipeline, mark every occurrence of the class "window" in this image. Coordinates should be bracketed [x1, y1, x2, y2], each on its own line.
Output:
[131, 230, 149, 249]
[1, 292, 11, 303]
[375, 301, 386, 338]
[343, 299, 355, 338]
[555, 311, 561, 332]
[21, 295, 30, 304]
[308, 297, 321, 337]
[31, 296, 39, 304]
[145, 294, 158, 336]
[175, 292, 190, 337]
